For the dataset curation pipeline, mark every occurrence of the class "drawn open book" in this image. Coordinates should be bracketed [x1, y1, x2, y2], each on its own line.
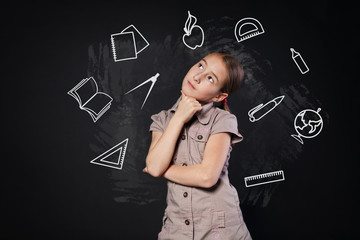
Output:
[68, 77, 113, 122]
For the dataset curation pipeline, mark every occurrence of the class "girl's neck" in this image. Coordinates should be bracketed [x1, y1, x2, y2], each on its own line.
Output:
[199, 100, 213, 106]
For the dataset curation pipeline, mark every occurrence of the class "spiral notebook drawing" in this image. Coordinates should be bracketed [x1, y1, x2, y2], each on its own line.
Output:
[111, 24, 149, 62]
[90, 138, 128, 170]
[244, 170, 285, 187]
[67, 77, 113, 122]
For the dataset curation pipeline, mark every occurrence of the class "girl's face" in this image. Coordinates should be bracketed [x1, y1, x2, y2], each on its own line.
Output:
[181, 53, 228, 105]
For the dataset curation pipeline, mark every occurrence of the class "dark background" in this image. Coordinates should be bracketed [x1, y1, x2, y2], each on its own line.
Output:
[2, 1, 358, 239]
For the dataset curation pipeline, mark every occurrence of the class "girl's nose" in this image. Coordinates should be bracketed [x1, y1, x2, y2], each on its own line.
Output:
[193, 73, 202, 83]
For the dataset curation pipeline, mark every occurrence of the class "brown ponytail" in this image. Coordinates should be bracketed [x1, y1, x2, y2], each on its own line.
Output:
[223, 102, 231, 112]
[215, 52, 244, 113]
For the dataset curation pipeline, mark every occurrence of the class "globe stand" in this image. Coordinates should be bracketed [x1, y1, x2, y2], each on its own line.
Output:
[291, 134, 304, 144]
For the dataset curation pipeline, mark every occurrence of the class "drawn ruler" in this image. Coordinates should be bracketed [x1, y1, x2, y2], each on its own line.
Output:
[244, 170, 285, 187]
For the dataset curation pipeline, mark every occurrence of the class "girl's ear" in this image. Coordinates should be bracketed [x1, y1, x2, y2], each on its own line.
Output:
[212, 92, 228, 103]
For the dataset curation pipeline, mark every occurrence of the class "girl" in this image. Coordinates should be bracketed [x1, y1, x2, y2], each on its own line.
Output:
[143, 52, 252, 240]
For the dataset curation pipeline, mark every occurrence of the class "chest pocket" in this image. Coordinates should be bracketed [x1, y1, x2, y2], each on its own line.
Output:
[188, 127, 210, 164]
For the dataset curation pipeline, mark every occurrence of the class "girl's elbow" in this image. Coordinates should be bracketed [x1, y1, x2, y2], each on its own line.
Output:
[145, 157, 160, 177]
[145, 165, 163, 178]
[149, 169, 163, 178]
[201, 173, 218, 188]
[145, 155, 168, 178]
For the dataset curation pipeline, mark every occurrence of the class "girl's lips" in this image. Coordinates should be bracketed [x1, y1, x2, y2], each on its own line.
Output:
[188, 81, 195, 89]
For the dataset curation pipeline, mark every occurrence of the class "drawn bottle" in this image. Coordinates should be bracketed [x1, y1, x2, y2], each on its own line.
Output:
[290, 48, 309, 74]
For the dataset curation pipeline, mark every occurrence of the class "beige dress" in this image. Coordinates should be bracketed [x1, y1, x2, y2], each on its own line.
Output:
[149, 96, 252, 240]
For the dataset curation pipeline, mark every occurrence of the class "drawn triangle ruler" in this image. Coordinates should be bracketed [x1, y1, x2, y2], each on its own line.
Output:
[90, 138, 128, 170]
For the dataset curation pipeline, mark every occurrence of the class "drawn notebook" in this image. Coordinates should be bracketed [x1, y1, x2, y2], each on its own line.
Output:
[68, 77, 113, 122]
[111, 24, 149, 62]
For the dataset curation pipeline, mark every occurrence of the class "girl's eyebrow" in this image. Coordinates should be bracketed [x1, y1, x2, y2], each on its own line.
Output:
[201, 58, 219, 83]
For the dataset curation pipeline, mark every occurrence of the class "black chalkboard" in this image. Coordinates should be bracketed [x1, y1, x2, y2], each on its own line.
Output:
[3, 1, 358, 239]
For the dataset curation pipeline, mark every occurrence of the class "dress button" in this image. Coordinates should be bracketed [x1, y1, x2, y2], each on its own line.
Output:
[182, 163, 188, 166]
[181, 135, 186, 140]
[183, 192, 188, 198]
[185, 219, 190, 225]
[197, 135, 203, 140]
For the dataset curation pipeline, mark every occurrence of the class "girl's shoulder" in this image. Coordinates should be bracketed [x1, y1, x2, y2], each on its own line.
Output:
[212, 107, 238, 122]
[209, 107, 243, 143]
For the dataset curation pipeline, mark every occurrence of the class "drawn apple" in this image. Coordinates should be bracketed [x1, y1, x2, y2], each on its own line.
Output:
[182, 11, 204, 50]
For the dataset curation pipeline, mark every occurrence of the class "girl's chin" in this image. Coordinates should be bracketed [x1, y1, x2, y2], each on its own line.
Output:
[181, 88, 190, 96]
[182, 91, 194, 98]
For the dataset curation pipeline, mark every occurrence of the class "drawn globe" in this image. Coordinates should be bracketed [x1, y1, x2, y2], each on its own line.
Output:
[293, 108, 323, 139]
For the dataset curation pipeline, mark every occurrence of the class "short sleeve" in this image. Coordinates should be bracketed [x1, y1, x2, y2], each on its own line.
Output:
[210, 112, 243, 145]
[149, 110, 168, 133]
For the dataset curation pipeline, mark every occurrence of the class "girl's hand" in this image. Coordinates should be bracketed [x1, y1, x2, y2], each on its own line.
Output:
[174, 91, 202, 124]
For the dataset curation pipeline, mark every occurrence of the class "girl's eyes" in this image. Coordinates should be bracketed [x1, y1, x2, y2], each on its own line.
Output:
[198, 63, 214, 83]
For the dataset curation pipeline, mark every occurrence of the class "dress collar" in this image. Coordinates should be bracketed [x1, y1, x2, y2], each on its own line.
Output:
[170, 96, 215, 125]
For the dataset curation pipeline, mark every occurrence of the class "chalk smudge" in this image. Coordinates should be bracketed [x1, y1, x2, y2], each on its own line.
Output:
[87, 16, 329, 207]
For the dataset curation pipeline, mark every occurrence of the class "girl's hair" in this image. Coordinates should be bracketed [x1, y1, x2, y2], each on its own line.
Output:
[215, 52, 244, 112]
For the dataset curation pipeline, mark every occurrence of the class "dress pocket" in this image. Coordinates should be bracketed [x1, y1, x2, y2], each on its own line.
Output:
[158, 214, 169, 239]
[210, 211, 225, 239]
[162, 214, 168, 225]
[188, 129, 210, 163]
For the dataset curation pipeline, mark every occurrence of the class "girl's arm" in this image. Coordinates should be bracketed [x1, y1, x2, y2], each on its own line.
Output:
[162, 132, 231, 188]
[144, 117, 184, 177]
[144, 92, 202, 177]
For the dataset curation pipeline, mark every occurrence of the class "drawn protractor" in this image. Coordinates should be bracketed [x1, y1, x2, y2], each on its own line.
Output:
[234, 17, 265, 42]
